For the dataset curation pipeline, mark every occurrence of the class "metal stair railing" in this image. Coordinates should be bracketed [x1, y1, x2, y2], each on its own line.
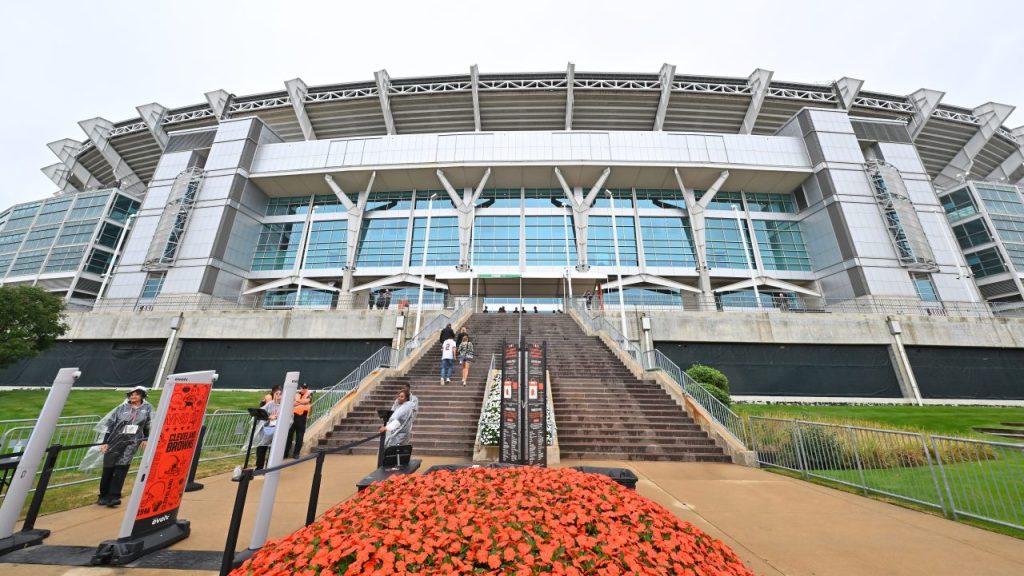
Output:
[567, 298, 747, 447]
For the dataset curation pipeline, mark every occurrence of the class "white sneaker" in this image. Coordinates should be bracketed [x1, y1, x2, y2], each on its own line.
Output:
[446, 378, 452, 384]
[440, 378, 445, 386]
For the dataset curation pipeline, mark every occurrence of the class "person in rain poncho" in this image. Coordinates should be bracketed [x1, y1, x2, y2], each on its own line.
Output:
[252, 386, 283, 470]
[96, 386, 153, 507]
[379, 389, 415, 448]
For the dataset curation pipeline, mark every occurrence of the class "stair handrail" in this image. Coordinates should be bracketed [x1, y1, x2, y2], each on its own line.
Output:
[308, 345, 398, 426]
[399, 297, 475, 363]
[567, 299, 747, 447]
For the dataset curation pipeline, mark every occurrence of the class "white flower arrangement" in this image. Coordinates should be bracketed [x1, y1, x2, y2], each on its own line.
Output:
[479, 369, 555, 446]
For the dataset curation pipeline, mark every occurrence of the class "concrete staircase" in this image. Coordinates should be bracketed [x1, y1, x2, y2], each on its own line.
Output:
[319, 313, 499, 457]
[320, 312, 729, 462]
[526, 314, 730, 462]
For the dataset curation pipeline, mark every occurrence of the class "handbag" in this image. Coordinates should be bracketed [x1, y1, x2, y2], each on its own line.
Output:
[261, 424, 277, 438]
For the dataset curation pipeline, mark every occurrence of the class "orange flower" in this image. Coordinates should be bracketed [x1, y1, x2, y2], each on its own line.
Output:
[230, 467, 755, 576]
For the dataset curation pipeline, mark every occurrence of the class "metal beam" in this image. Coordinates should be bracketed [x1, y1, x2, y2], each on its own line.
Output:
[374, 69, 396, 135]
[285, 78, 317, 141]
[46, 138, 102, 191]
[204, 89, 233, 120]
[470, 64, 481, 132]
[136, 103, 169, 150]
[554, 167, 610, 272]
[564, 62, 575, 131]
[78, 118, 147, 195]
[654, 63, 676, 131]
[740, 68, 773, 135]
[41, 163, 76, 194]
[986, 126, 1024, 184]
[833, 77, 864, 110]
[934, 102, 1016, 190]
[907, 88, 944, 141]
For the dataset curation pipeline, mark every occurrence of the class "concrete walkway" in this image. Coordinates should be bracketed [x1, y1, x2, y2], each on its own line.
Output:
[2, 456, 1023, 575]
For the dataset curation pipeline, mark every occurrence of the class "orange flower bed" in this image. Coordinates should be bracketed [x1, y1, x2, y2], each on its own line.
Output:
[233, 467, 754, 575]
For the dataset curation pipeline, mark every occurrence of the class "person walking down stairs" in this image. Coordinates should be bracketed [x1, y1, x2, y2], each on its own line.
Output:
[458, 334, 475, 386]
[440, 334, 456, 385]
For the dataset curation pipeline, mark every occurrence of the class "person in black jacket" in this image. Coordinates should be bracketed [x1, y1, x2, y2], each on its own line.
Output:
[439, 323, 455, 344]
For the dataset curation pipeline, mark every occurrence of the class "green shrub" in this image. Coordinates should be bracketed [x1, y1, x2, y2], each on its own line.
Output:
[686, 363, 730, 393]
[699, 382, 732, 407]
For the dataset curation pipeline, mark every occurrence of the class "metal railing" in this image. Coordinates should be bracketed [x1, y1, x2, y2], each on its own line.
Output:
[647, 349, 747, 446]
[582, 293, 993, 319]
[0, 410, 259, 502]
[399, 296, 475, 361]
[568, 298, 747, 447]
[747, 416, 1024, 531]
[308, 345, 398, 426]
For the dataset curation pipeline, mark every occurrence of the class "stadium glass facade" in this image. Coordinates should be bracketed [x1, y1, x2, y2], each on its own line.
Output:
[6, 67, 1022, 318]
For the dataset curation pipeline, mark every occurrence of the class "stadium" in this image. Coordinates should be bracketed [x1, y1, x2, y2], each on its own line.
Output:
[1, 64, 1023, 402]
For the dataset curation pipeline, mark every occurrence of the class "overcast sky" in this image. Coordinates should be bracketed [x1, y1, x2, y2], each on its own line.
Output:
[1, 0, 1021, 210]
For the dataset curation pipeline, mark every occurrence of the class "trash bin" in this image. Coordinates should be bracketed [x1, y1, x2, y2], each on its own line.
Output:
[570, 466, 639, 490]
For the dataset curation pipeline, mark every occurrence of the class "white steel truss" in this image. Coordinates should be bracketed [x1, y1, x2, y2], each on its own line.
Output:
[229, 95, 291, 114]
[163, 108, 217, 126]
[305, 86, 379, 102]
[766, 86, 836, 102]
[144, 168, 204, 270]
[932, 108, 981, 125]
[854, 96, 914, 114]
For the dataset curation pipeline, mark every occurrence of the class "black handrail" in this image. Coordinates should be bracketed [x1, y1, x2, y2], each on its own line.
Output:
[219, 433, 381, 576]
[23, 442, 102, 531]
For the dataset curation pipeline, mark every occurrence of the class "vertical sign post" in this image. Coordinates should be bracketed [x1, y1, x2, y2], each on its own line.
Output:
[525, 342, 547, 466]
[498, 340, 521, 464]
[92, 370, 216, 565]
[0, 367, 79, 554]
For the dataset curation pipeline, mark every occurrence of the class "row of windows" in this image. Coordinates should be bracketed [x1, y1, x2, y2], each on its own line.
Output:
[966, 247, 1007, 279]
[250, 215, 810, 272]
[263, 189, 799, 216]
[954, 219, 993, 249]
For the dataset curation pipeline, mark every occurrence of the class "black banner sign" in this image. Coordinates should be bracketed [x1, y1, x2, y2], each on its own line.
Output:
[525, 342, 547, 466]
[499, 341, 521, 463]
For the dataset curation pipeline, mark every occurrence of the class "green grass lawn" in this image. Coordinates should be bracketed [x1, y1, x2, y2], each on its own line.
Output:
[0, 388, 266, 421]
[734, 404, 1024, 441]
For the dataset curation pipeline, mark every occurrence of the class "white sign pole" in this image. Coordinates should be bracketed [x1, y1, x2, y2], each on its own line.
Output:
[0, 367, 79, 540]
[247, 371, 299, 551]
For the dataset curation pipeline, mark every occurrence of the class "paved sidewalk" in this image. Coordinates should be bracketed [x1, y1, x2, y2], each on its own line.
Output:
[2, 456, 1022, 575]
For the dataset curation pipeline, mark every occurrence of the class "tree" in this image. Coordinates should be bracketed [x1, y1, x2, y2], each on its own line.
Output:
[0, 286, 68, 369]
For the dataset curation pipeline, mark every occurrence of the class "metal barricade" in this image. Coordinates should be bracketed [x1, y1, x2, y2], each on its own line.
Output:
[747, 416, 1024, 531]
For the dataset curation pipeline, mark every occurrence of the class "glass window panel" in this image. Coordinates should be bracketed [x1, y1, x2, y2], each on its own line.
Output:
[0, 254, 13, 275]
[473, 215, 520, 265]
[68, 193, 108, 221]
[3, 215, 37, 230]
[911, 273, 939, 302]
[261, 288, 336, 308]
[635, 189, 686, 210]
[744, 192, 797, 213]
[56, 220, 98, 245]
[267, 196, 312, 216]
[8, 249, 48, 276]
[0, 231, 26, 253]
[696, 190, 743, 211]
[591, 189, 633, 209]
[705, 218, 755, 269]
[311, 194, 346, 214]
[35, 198, 72, 225]
[475, 189, 521, 209]
[953, 219, 993, 249]
[410, 216, 459, 266]
[413, 191, 453, 210]
[304, 219, 347, 269]
[108, 195, 140, 223]
[85, 248, 113, 274]
[601, 287, 683, 307]
[752, 220, 811, 271]
[1001, 243, 1024, 269]
[366, 192, 414, 212]
[965, 246, 1007, 279]
[356, 218, 408, 267]
[524, 189, 569, 209]
[141, 272, 166, 299]
[96, 223, 123, 249]
[525, 215, 577, 265]
[44, 245, 86, 272]
[941, 188, 978, 222]
[22, 225, 60, 251]
[587, 215, 638, 266]
[639, 216, 695, 267]
[252, 222, 305, 271]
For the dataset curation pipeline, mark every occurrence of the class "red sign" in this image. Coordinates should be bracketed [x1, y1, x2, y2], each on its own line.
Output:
[132, 382, 211, 537]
